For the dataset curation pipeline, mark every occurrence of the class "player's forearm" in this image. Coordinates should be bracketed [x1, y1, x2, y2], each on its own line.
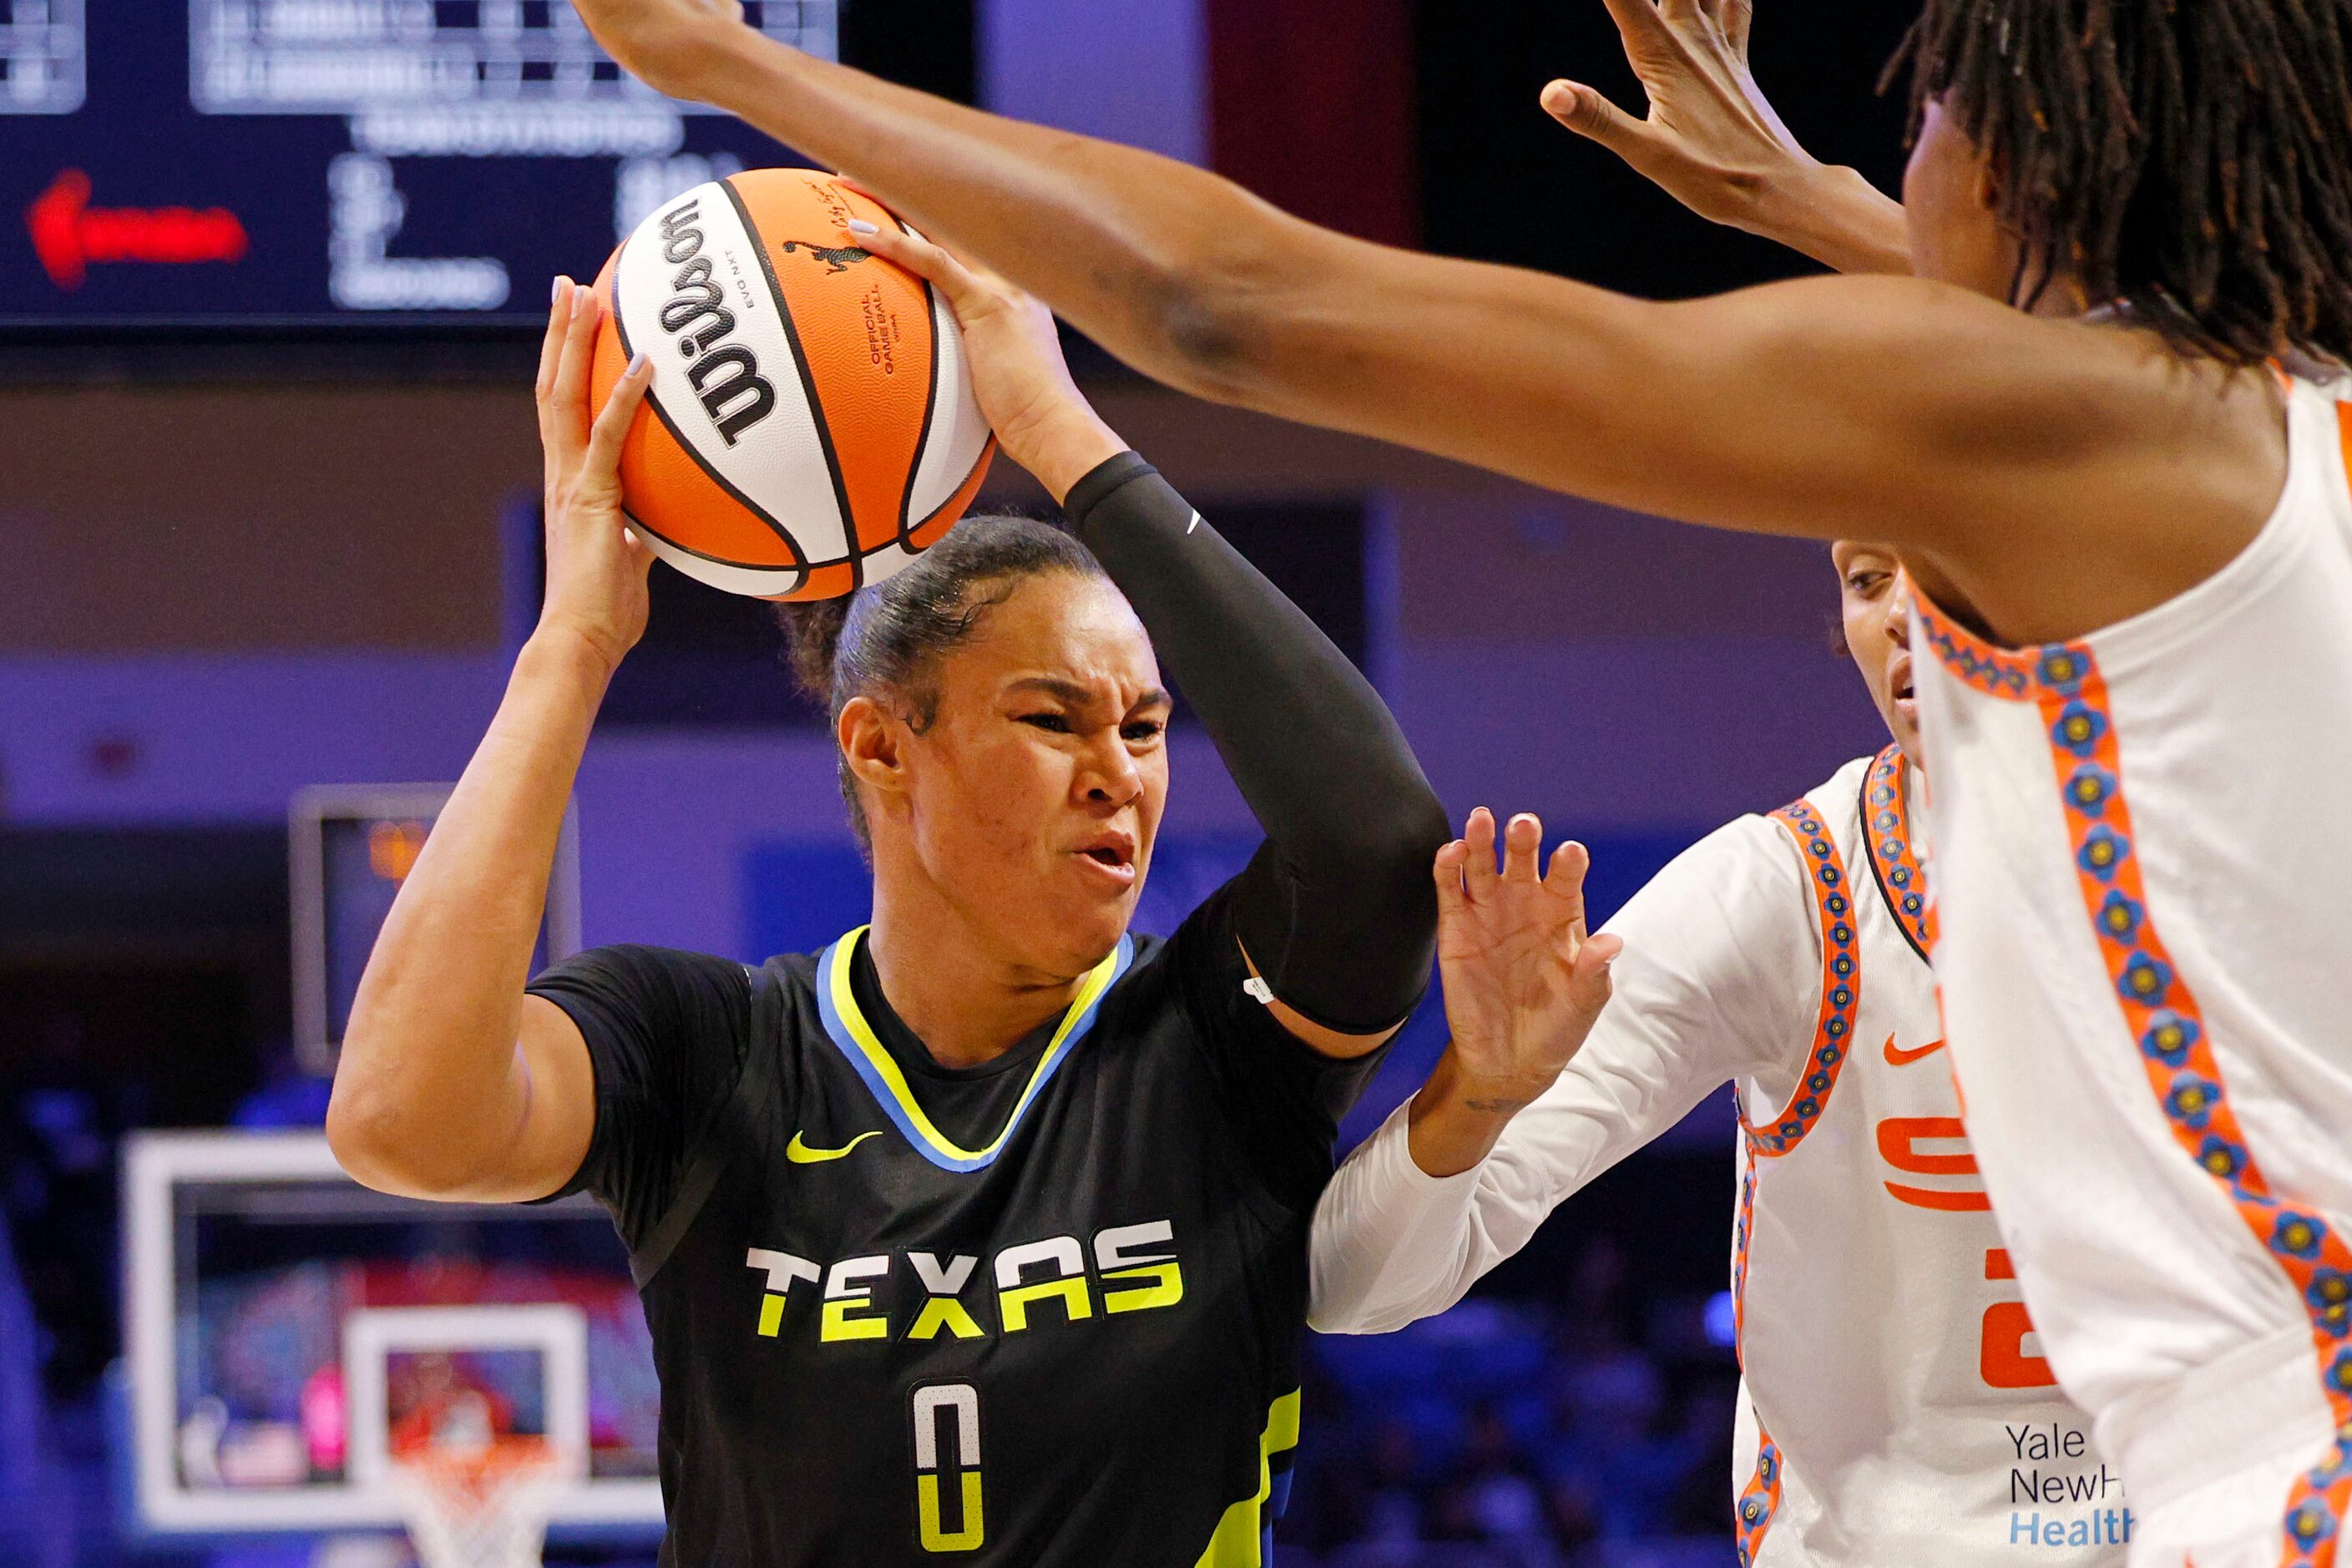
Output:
[328, 630, 610, 1191]
[1065, 455, 1447, 1037]
[704, 40, 1909, 545]
[684, 34, 1672, 473]
[1308, 1100, 1492, 1333]
[681, 27, 1373, 411]
[1749, 163, 1913, 276]
[1309, 1088, 1576, 1333]
[1313, 1015, 1728, 1329]
[668, 23, 2094, 564]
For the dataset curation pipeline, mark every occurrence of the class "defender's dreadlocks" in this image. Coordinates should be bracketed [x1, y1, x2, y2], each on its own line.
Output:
[1889, 0, 2352, 367]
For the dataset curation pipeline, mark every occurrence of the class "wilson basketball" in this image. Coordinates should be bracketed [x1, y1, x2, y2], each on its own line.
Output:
[589, 168, 995, 600]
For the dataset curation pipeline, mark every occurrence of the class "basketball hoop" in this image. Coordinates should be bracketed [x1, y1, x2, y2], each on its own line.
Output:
[387, 1438, 567, 1568]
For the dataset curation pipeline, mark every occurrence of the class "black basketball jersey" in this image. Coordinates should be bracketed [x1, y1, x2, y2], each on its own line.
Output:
[528, 886, 1383, 1567]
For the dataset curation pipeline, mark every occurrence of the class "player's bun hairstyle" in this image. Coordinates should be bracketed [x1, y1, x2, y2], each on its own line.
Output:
[778, 513, 1110, 849]
[1890, 0, 2352, 367]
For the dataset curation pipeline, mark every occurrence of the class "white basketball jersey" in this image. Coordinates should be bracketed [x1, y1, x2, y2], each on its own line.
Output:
[1732, 751, 2127, 1566]
[1308, 751, 2126, 1565]
[1909, 372, 2352, 1567]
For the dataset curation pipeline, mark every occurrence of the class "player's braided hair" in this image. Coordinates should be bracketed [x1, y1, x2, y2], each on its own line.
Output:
[1889, 0, 2352, 366]
[776, 514, 1108, 851]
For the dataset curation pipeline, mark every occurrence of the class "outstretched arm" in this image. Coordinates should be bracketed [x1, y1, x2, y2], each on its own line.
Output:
[570, 1, 2282, 646]
[328, 289, 654, 1201]
[1540, 0, 1909, 276]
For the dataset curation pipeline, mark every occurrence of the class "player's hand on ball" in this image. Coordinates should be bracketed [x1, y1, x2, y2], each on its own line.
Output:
[1540, 0, 1813, 234]
[566, 0, 747, 101]
[1433, 809, 1621, 1103]
[843, 220, 1126, 503]
[534, 277, 655, 672]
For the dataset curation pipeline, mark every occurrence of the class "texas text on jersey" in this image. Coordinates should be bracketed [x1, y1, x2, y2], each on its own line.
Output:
[529, 883, 1382, 1567]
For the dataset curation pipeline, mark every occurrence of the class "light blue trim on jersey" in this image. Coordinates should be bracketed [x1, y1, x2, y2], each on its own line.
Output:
[812, 927, 1136, 1174]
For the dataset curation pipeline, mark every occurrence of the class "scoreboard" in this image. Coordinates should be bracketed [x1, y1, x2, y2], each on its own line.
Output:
[0, 2, 923, 326]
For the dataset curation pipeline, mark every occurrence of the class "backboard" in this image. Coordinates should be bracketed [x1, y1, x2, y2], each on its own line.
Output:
[121, 1131, 660, 1541]
[290, 784, 580, 1074]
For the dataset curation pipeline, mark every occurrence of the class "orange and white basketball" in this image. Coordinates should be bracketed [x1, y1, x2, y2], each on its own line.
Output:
[589, 168, 995, 601]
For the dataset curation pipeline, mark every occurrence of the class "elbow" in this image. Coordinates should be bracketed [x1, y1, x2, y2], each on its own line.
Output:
[1303, 1298, 1353, 1336]
[1149, 271, 1262, 405]
[1305, 1250, 1374, 1335]
[1386, 789, 1455, 877]
[1132, 213, 1324, 408]
[1358, 787, 1455, 916]
[324, 1076, 402, 1194]
[324, 1059, 482, 1201]
[1307, 1287, 1423, 1338]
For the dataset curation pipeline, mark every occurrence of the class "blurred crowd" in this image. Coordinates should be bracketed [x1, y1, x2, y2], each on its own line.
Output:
[1281, 1239, 1738, 1568]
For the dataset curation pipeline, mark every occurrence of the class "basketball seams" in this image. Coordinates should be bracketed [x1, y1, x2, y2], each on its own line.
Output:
[893, 210, 944, 549]
[625, 503, 799, 571]
[636, 390, 811, 588]
[607, 224, 811, 581]
[717, 175, 866, 590]
[899, 241, 995, 532]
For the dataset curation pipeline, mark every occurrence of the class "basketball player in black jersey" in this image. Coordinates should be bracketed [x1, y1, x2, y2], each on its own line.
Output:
[323, 234, 1604, 1560]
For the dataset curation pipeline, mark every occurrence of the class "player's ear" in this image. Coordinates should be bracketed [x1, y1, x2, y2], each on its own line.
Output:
[838, 695, 908, 805]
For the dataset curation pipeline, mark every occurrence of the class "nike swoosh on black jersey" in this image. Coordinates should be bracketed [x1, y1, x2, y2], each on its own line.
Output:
[785, 1130, 881, 1164]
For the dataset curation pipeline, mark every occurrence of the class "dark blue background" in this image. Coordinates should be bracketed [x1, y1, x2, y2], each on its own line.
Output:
[0, 2, 974, 325]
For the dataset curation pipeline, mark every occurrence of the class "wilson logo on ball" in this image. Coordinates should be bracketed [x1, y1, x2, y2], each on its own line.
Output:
[592, 168, 996, 603]
[655, 198, 776, 448]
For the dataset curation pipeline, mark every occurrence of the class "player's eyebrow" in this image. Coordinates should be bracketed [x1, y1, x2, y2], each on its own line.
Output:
[1006, 676, 1171, 711]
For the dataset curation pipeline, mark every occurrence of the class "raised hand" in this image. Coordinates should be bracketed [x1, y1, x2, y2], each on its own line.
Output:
[1435, 808, 1622, 1100]
[844, 219, 1125, 503]
[1541, 0, 1910, 276]
[534, 277, 655, 673]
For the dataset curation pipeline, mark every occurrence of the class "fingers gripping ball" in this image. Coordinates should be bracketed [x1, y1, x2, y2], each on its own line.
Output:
[588, 168, 996, 601]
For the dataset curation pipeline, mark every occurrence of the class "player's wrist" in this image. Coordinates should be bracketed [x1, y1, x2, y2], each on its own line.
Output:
[1408, 1065, 1540, 1181]
[1404, 1044, 1557, 1175]
[1442, 1060, 1563, 1114]
[1016, 408, 1129, 505]
[1757, 163, 1912, 276]
[521, 617, 633, 686]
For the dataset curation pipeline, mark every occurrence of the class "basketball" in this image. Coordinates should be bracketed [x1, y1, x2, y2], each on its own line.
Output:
[588, 168, 996, 601]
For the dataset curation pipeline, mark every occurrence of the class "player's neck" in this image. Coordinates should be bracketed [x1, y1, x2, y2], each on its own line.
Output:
[862, 895, 1088, 1070]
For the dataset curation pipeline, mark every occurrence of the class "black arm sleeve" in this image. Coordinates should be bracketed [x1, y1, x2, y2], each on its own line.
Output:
[1065, 452, 1449, 1034]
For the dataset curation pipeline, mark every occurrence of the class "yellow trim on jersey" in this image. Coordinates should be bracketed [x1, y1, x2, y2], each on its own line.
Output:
[821, 927, 1125, 1168]
[1192, 1390, 1302, 1567]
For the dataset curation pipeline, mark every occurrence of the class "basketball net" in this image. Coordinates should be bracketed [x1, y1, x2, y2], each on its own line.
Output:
[387, 1437, 565, 1568]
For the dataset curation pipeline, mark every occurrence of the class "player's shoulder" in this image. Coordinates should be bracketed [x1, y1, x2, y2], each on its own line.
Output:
[747, 948, 824, 994]
[1090, 895, 1246, 1044]
[2280, 349, 2349, 396]
[1091, 924, 1181, 1019]
[742, 948, 847, 1051]
[534, 942, 756, 1006]
[1794, 752, 1882, 853]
